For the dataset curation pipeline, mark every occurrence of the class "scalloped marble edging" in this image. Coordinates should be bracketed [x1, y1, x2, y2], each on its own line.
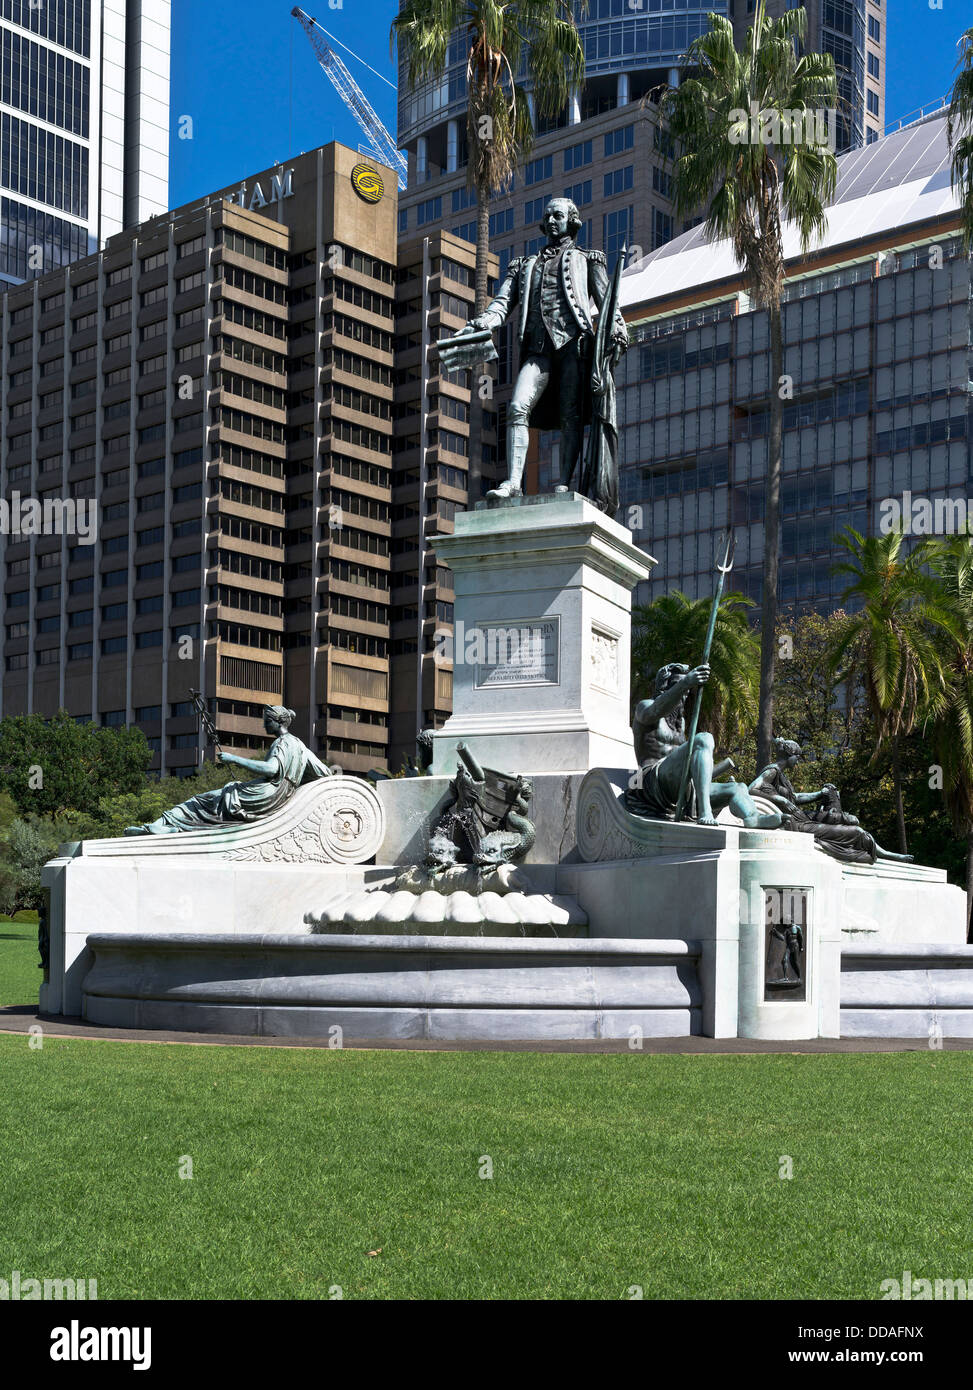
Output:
[304, 887, 588, 936]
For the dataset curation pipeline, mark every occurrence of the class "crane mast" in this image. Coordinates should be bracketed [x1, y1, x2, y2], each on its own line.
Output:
[291, 7, 408, 191]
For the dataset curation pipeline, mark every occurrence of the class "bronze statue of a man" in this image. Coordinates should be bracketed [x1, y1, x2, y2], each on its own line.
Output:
[465, 197, 629, 505]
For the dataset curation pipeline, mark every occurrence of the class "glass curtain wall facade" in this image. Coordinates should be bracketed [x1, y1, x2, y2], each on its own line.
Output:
[618, 235, 971, 614]
[0, 0, 171, 287]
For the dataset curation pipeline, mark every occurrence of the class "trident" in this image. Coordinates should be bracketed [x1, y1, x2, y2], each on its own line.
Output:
[673, 531, 737, 822]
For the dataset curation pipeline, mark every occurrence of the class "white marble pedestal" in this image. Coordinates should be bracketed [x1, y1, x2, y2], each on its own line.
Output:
[429, 494, 654, 776]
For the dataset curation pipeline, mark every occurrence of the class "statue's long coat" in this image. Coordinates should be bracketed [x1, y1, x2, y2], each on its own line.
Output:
[480, 246, 628, 432]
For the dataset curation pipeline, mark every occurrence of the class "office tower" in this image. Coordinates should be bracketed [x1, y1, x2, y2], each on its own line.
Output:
[388, 230, 495, 767]
[617, 112, 967, 616]
[733, 1, 886, 152]
[1, 0, 171, 287]
[0, 142, 480, 777]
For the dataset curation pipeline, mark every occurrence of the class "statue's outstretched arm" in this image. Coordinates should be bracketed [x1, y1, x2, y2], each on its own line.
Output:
[221, 751, 278, 777]
[468, 260, 522, 332]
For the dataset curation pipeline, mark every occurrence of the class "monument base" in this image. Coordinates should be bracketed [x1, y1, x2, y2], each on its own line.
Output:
[430, 494, 653, 776]
[79, 932, 702, 1041]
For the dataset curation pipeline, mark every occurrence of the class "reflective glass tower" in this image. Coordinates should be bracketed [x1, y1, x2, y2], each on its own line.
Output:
[0, 0, 170, 287]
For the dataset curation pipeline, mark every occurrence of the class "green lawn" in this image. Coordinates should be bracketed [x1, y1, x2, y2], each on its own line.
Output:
[1, 1030, 972, 1299]
[0, 912, 39, 1008]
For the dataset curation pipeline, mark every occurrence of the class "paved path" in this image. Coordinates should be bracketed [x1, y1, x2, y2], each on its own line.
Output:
[2, 1005, 972, 1053]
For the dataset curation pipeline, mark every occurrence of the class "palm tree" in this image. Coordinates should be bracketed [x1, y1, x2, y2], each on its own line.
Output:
[946, 25, 973, 249]
[827, 527, 953, 855]
[392, 0, 585, 312]
[660, 4, 838, 770]
[915, 534, 973, 937]
[632, 590, 760, 752]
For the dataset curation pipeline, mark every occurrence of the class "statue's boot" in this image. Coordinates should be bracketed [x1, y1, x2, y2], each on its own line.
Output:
[487, 423, 527, 499]
[554, 424, 581, 495]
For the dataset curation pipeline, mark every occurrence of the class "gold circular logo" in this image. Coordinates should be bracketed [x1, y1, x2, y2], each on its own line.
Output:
[351, 164, 384, 203]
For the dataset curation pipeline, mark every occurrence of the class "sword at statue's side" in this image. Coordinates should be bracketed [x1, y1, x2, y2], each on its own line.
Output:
[673, 532, 736, 822]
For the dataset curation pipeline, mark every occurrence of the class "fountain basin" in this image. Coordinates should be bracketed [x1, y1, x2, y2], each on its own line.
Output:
[80, 932, 703, 1040]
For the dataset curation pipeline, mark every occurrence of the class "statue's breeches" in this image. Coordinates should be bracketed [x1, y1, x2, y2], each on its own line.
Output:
[509, 340, 586, 431]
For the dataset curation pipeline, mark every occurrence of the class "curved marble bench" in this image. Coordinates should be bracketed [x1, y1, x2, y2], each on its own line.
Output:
[40, 776, 386, 1019]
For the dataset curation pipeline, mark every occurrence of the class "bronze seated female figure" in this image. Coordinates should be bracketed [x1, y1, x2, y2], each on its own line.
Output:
[124, 706, 332, 835]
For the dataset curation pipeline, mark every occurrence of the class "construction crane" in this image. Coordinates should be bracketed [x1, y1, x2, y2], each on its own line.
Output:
[291, 7, 408, 191]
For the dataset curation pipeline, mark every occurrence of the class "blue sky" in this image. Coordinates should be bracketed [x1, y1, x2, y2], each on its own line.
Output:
[168, 0, 969, 207]
[168, 1, 401, 206]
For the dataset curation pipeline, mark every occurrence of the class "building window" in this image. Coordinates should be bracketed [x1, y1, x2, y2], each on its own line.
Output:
[488, 207, 513, 237]
[563, 139, 592, 172]
[604, 167, 634, 199]
[416, 196, 442, 226]
[603, 207, 634, 272]
[524, 155, 553, 186]
[563, 180, 592, 208]
[607, 125, 635, 158]
[868, 14, 880, 40]
[867, 90, 879, 116]
[653, 209, 673, 248]
[1, 111, 89, 216]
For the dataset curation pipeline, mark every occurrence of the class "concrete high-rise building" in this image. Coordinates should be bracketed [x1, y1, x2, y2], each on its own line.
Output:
[616, 110, 968, 616]
[0, 141, 481, 778]
[0, 0, 171, 287]
[388, 229, 497, 767]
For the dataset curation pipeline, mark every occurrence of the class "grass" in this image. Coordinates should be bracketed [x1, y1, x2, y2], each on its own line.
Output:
[1, 1031, 972, 1299]
[0, 912, 39, 1009]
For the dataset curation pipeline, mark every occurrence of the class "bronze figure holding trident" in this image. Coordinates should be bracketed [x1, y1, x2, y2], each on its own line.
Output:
[626, 534, 782, 829]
